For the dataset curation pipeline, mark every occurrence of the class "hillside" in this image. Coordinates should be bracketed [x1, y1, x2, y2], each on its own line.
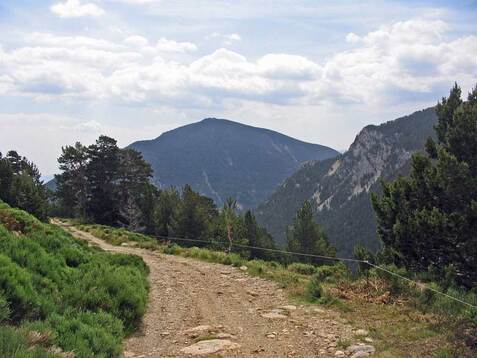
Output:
[256, 108, 438, 257]
[128, 118, 339, 209]
[0, 201, 148, 357]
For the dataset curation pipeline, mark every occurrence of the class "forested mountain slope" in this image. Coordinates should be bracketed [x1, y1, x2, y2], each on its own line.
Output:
[129, 118, 339, 209]
[256, 108, 437, 257]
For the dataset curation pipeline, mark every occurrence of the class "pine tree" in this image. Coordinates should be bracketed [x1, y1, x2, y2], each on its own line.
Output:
[287, 200, 336, 264]
[223, 197, 237, 252]
[117, 148, 153, 230]
[173, 185, 216, 246]
[86, 136, 121, 225]
[372, 83, 477, 287]
[243, 210, 276, 260]
[55, 142, 88, 218]
[155, 187, 180, 237]
[0, 151, 48, 221]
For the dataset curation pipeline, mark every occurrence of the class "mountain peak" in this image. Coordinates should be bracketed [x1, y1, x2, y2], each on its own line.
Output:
[129, 118, 339, 209]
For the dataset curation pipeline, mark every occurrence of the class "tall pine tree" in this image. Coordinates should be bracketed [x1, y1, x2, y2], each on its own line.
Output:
[86, 136, 121, 225]
[287, 200, 336, 264]
[372, 83, 477, 287]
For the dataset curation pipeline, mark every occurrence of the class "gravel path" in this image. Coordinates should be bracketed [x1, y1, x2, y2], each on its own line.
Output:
[55, 221, 362, 357]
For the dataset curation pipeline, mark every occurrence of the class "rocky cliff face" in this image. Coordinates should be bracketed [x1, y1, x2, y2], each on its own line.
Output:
[256, 107, 437, 257]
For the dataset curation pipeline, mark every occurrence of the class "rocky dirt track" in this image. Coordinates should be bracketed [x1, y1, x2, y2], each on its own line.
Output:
[55, 221, 375, 358]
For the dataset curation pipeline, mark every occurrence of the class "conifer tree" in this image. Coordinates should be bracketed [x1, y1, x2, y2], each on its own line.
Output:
[0, 151, 48, 220]
[372, 83, 477, 287]
[155, 187, 180, 237]
[243, 210, 276, 260]
[86, 136, 121, 225]
[287, 200, 336, 264]
[55, 142, 88, 218]
[173, 185, 216, 245]
[117, 148, 153, 230]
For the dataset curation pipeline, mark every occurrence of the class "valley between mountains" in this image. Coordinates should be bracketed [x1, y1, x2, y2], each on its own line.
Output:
[54, 220, 373, 358]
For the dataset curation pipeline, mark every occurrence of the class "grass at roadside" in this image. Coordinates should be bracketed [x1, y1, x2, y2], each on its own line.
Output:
[70, 221, 477, 357]
[0, 206, 149, 358]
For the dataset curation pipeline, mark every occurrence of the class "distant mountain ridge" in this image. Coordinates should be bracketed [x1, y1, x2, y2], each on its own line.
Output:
[129, 118, 339, 209]
[255, 108, 438, 257]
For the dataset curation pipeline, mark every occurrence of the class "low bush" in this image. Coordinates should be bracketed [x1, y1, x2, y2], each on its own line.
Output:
[288, 262, 317, 275]
[314, 263, 349, 284]
[0, 326, 58, 358]
[0, 202, 149, 357]
[77, 224, 155, 247]
[307, 274, 324, 301]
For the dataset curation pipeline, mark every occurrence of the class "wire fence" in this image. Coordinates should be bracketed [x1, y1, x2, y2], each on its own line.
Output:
[153, 234, 477, 309]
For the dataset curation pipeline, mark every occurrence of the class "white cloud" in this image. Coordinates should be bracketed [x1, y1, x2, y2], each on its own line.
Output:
[51, 0, 105, 18]
[1, 19, 476, 109]
[112, 0, 157, 4]
[155, 38, 198, 53]
[225, 33, 241, 41]
[206, 32, 242, 45]
[345, 32, 360, 44]
[74, 120, 103, 132]
[124, 35, 149, 47]
[317, 18, 477, 105]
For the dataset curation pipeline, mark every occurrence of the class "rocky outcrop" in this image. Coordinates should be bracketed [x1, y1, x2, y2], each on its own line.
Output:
[256, 107, 437, 256]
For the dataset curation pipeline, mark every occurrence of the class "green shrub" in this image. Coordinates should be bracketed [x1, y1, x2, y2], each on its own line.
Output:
[307, 274, 324, 301]
[0, 203, 149, 357]
[288, 262, 317, 275]
[314, 263, 349, 283]
[33, 311, 123, 358]
[162, 244, 182, 255]
[0, 326, 57, 358]
[0, 293, 10, 323]
[0, 254, 42, 321]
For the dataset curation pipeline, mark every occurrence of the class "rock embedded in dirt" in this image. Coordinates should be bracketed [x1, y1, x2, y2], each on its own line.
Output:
[180, 339, 240, 355]
[183, 325, 214, 337]
[335, 351, 346, 357]
[261, 309, 288, 319]
[350, 352, 371, 358]
[239, 265, 248, 271]
[216, 332, 236, 339]
[58, 223, 355, 358]
[354, 329, 369, 336]
[347, 344, 376, 357]
[281, 305, 297, 311]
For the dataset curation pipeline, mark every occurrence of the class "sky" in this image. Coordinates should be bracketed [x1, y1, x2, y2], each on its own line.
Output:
[0, 0, 476, 176]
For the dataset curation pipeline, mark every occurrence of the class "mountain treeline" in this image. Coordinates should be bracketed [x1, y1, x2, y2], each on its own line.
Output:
[0, 151, 48, 221]
[372, 83, 477, 288]
[53, 136, 154, 228]
[52, 136, 300, 262]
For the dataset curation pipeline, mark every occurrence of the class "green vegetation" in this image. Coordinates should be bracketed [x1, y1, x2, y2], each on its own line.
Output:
[76, 221, 477, 356]
[286, 200, 336, 263]
[128, 117, 339, 210]
[255, 107, 438, 258]
[77, 223, 155, 247]
[373, 83, 477, 288]
[0, 201, 149, 357]
[53, 136, 156, 229]
[0, 151, 48, 221]
[52, 136, 281, 261]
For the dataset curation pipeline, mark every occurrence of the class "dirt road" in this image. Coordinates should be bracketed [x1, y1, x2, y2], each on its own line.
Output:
[55, 221, 365, 357]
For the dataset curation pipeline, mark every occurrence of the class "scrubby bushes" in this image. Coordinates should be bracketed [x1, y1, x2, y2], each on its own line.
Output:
[288, 262, 317, 275]
[0, 325, 59, 358]
[0, 202, 149, 357]
[77, 224, 154, 247]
